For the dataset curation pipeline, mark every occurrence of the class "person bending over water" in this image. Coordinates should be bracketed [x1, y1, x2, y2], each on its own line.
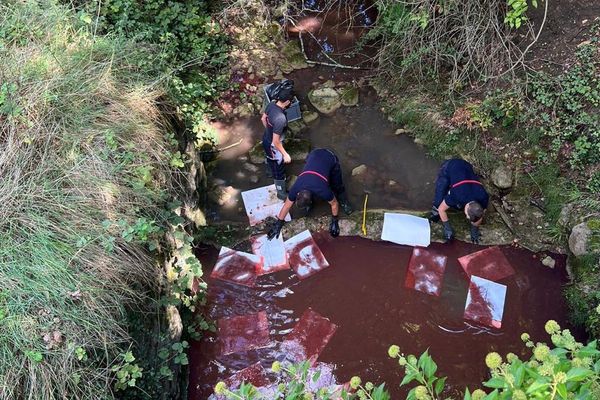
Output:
[268, 148, 353, 240]
[430, 159, 489, 244]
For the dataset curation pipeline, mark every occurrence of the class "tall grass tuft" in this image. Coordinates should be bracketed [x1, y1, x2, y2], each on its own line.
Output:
[0, 2, 177, 398]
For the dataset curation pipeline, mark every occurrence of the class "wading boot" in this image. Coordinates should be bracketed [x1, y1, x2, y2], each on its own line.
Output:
[274, 179, 287, 200]
[337, 192, 353, 215]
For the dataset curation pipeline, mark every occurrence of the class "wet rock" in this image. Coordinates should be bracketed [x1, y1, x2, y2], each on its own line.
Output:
[243, 163, 259, 173]
[308, 87, 342, 115]
[339, 86, 359, 107]
[322, 80, 336, 88]
[302, 111, 319, 124]
[281, 40, 308, 70]
[541, 255, 556, 269]
[569, 222, 592, 256]
[352, 164, 367, 176]
[492, 165, 513, 189]
[209, 185, 237, 206]
[394, 128, 410, 135]
[285, 138, 311, 161]
[249, 175, 259, 183]
[288, 119, 308, 136]
[414, 137, 425, 145]
[249, 142, 266, 164]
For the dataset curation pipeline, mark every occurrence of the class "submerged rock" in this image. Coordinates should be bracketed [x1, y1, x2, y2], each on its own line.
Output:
[339, 86, 359, 107]
[281, 40, 308, 70]
[492, 165, 513, 189]
[308, 87, 342, 115]
[541, 255, 556, 269]
[302, 111, 319, 124]
[248, 138, 311, 164]
[288, 119, 308, 136]
[352, 164, 367, 176]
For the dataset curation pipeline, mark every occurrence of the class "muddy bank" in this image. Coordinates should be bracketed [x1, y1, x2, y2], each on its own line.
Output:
[188, 236, 582, 398]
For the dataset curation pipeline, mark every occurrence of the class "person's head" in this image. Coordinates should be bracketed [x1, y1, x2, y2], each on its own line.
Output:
[465, 201, 484, 223]
[276, 88, 293, 108]
[295, 189, 313, 210]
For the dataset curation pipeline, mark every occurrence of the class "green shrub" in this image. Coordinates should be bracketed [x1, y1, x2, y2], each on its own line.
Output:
[0, 1, 182, 398]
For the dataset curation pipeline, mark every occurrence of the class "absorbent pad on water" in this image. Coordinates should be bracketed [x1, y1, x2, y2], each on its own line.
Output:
[251, 234, 290, 275]
[217, 311, 270, 355]
[405, 247, 447, 296]
[381, 213, 431, 247]
[280, 308, 338, 363]
[241, 184, 292, 226]
[458, 246, 515, 282]
[211, 246, 262, 287]
[284, 230, 330, 279]
[463, 276, 507, 329]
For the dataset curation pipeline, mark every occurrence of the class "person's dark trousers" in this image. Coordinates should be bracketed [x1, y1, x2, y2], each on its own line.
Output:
[433, 159, 452, 208]
[267, 158, 286, 180]
[330, 160, 346, 197]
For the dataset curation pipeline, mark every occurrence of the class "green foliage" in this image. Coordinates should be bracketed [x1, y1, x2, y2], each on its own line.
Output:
[389, 348, 447, 400]
[504, 0, 539, 29]
[112, 351, 144, 391]
[217, 361, 390, 400]
[529, 41, 600, 169]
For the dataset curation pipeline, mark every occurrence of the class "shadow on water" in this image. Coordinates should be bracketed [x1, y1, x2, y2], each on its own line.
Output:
[188, 237, 584, 398]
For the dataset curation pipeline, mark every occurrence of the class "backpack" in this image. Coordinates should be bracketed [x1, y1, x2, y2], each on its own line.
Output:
[266, 79, 294, 101]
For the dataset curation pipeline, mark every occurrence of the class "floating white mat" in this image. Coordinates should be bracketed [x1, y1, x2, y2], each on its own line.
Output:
[241, 184, 291, 226]
[250, 234, 289, 275]
[464, 275, 507, 329]
[284, 230, 330, 279]
[381, 213, 431, 247]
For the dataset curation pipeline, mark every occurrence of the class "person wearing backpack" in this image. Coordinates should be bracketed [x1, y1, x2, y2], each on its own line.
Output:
[261, 87, 293, 200]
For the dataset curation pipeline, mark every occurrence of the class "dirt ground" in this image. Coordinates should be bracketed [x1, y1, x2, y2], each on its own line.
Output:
[527, 0, 600, 71]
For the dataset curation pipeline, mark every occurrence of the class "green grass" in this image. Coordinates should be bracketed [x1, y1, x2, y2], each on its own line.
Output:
[0, 2, 178, 398]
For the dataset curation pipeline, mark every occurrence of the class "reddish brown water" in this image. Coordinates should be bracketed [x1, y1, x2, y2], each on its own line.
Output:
[188, 236, 581, 398]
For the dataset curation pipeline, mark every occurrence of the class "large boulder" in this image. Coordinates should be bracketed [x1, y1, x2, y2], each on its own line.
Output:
[492, 165, 513, 189]
[569, 222, 592, 257]
[308, 87, 342, 115]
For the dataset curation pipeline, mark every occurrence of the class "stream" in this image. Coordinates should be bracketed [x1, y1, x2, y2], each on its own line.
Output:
[188, 237, 581, 398]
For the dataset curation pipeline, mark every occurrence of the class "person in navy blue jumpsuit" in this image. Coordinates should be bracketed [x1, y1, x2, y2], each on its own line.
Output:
[268, 148, 353, 239]
[430, 159, 489, 243]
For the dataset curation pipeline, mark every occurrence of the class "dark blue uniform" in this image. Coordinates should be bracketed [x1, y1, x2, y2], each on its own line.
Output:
[262, 101, 287, 180]
[433, 159, 489, 210]
[288, 149, 345, 202]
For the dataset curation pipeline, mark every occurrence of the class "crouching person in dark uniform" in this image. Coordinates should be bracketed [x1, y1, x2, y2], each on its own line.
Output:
[267, 148, 353, 239]
[430, 159, 489, 244]
[261, 88, 293, 200]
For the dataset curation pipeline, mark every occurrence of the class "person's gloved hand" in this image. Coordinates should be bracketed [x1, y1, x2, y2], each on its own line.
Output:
[329, 215, 340, 238]
[442, 221, 454, 242]
[267, 218, 286, 240]
[470, 225, 481, 244]
[428, 206, 440, 223]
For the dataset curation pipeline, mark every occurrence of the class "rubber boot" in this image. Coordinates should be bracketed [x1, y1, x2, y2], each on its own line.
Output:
[337, 192, 353, 215]
[274, 179, 287, 200]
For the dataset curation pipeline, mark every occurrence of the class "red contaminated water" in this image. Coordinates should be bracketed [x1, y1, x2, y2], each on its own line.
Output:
[189, 236, 582, 398]
[217, 311, 270, 355]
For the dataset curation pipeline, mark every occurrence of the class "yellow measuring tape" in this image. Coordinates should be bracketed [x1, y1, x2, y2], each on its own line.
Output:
[361, 193, 369, 235]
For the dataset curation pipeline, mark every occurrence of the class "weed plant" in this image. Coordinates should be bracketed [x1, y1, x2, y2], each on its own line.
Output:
[0, 2, 181, 398]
